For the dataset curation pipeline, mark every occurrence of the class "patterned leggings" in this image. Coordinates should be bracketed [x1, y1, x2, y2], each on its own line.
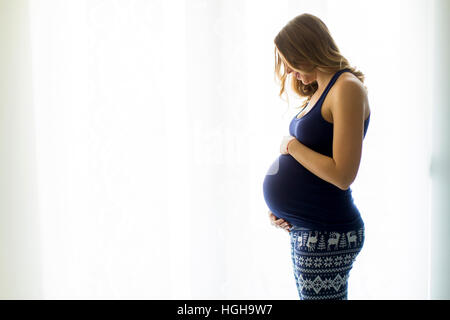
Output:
[289, 225, 365, 300]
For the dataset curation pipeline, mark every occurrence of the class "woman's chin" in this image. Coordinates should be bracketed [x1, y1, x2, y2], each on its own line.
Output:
[294, 75, 309, 84]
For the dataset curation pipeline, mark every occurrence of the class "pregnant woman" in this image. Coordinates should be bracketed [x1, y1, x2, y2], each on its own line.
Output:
[263, 13, 371, 300]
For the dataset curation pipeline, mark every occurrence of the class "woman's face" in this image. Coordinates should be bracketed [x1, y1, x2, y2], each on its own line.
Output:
[286, 64, 315, 85]
[276, 47, 316, 84]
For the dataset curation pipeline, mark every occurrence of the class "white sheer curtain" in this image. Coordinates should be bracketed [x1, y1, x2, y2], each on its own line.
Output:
[0, 0, 42, 299]
[1, 0, 448, 299]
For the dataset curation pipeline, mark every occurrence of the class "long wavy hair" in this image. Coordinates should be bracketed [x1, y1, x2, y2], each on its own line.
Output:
[274, 13, 367, 110]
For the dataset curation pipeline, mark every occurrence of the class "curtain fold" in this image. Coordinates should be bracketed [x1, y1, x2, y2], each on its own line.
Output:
[0, 0, 42, 299]
[430, 0, 450, 300]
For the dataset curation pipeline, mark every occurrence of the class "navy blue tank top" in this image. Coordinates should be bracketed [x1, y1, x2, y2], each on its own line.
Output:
[262, 68, 370, 232]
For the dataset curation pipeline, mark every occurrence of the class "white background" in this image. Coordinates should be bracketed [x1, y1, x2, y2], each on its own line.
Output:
[26, 0, 434, 299]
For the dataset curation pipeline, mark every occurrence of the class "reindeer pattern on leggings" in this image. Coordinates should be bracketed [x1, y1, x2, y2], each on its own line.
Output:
[295, 228, 364, 252]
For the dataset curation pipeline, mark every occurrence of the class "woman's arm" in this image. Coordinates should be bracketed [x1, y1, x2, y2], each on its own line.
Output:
[288, 139, 345, 190]
[288, 80, 367, 190]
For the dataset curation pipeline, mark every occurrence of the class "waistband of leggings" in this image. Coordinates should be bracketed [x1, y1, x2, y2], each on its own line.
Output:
[290, 224, 364, 233]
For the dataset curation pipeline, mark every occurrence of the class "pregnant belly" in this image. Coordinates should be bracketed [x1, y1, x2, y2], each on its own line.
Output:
[263, 155, 360, 228]
[262, 154, 342, 215]
[262, 155, 306, 215]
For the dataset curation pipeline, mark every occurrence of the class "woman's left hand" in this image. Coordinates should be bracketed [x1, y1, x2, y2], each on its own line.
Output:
[280, 135, 296, 155]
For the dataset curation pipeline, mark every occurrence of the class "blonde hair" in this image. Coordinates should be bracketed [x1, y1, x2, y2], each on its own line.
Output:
[274, 13, 367, 110]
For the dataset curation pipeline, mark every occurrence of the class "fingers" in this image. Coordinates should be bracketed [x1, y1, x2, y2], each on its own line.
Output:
[280, 221, 290, 228]
[269, 212, 276, 221]
[268, 211, 292, 232]
[272, 216, 288, 228]
[279, 221, 291, 232]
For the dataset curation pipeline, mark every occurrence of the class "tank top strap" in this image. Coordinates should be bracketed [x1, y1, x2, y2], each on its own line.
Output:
[320, 68, 351, 100]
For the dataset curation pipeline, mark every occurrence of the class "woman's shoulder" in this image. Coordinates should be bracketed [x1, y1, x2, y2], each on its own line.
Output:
[333, 72, 367, 99]
[330, 72, 370, 117]
[337, 71, 365, 88]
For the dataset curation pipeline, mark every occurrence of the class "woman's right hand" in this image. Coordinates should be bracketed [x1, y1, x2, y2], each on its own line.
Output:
[268, 210, 292, 233]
